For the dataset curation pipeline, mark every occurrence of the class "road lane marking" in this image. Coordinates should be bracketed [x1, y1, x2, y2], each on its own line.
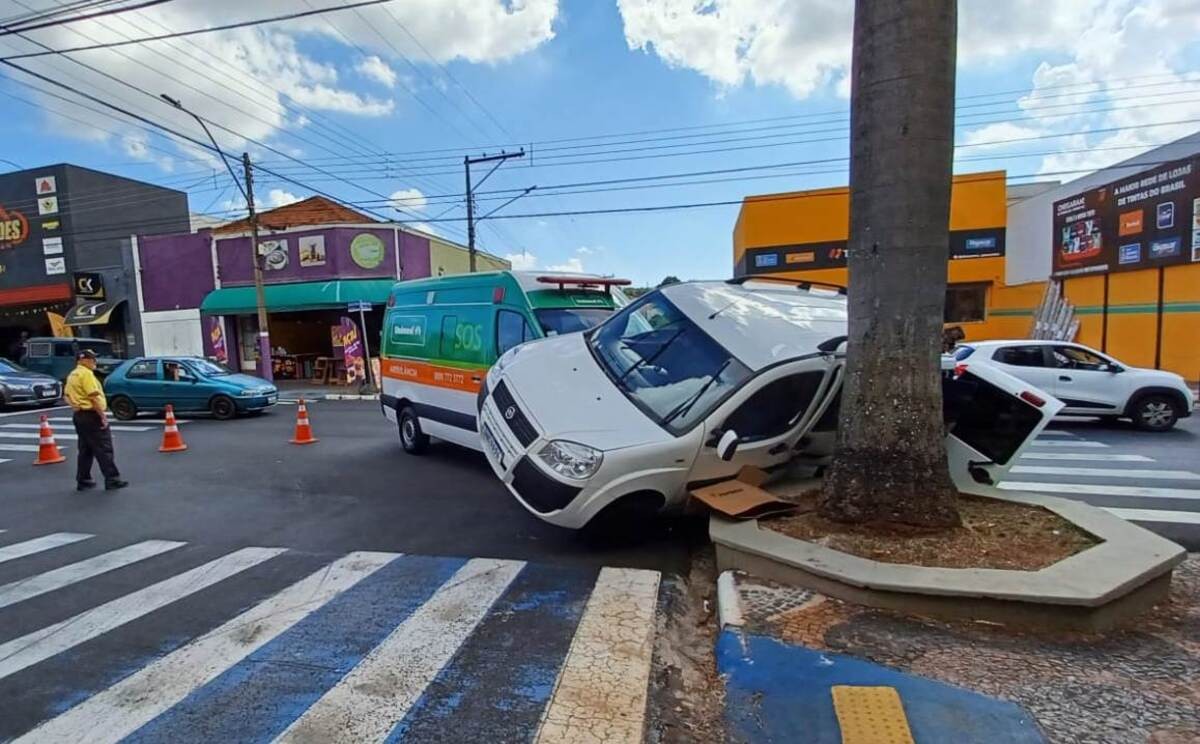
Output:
[1010, 466, 1200, 480]
[0, 443, 56, 453]
[0, 533, 93, 566]
[1035, 430, 1078, 437]
[1, 424, 153, 433]
[997, 481, 1200, 501]
[0, 458, 9, 465]
[1028, 440, 1108, 448]
[0, 432, 76, 441]
[47, 417, 189, 425]
[0, 540, 185, 610]
[14, 551, 396, 744]
[0, 407, 68, 419]
[1019, 452, 1153, 462]
[1104, 508, 1200, 525]
[533, 566, 661, 744]
[0, 546, 284, 681]
[274, 558, 525, 744]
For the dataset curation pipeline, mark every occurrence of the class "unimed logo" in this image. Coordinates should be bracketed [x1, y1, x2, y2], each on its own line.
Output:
[390, 316, 427, 346]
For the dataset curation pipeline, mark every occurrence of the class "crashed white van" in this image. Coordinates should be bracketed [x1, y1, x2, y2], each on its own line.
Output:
[477, 279, 1061, 529]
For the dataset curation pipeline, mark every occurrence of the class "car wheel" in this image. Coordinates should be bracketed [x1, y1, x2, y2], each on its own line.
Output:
[210, 395, 237, 421]
[110, 395, 138, 421]
[580, 491, 665, 543]
[399, 406, 429, 454]
[1132, 395, 1178, 432]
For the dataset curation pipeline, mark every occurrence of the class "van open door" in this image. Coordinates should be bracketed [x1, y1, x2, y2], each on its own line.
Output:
[943, 361, 1063, 490]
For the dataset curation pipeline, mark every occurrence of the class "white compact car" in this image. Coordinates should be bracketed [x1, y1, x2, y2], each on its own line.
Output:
[478, 279, 1061, 530]
[951, 340, 1195, 431]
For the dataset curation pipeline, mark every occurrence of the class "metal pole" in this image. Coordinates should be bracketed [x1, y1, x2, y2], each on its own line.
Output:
[242, 152, 273, 382]
[358, 304, 374, 392]
[464, 156, 475, 273]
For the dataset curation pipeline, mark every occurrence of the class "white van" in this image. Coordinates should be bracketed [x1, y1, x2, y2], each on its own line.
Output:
[477, 279, 1061, 529]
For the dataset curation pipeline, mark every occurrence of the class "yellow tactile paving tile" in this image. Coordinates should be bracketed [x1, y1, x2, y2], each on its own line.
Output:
[832, 685, 916, 744]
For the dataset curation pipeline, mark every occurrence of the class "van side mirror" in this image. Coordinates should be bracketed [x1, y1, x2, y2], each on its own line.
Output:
[717, 429, 740, 461]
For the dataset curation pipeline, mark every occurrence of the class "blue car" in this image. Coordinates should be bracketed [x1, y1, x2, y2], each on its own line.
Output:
[104, 357, 278, 420]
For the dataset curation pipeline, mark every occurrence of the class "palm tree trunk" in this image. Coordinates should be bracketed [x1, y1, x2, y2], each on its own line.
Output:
[818, 0, 961, 528]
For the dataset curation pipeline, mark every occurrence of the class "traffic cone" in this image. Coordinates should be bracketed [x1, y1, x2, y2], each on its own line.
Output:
[33, 415, 67, 465]
[289, 398, 318, 445]
[158, 404, 188, 453]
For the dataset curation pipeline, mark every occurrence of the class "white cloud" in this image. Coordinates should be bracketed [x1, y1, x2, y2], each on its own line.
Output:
[504, 252, 539, 270]
[575, 246, 594, 255]
[546, 256, 585, 273]
[356, 55, 398, 88]
[389, 187, 428, 213]
[266, 189, 301, 208]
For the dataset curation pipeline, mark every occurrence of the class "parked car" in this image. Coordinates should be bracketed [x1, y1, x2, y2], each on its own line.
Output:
[0, 357, 62, 408]
[20, 337, 123, 381]
[104, 356, 278, 420]
[380, 270, 630, 454]
[951, 340, 1195, 431]
[477, 279, 1060, 529]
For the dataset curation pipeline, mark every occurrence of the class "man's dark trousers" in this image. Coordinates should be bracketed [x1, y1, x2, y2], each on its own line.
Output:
[73, 410, 120, 484]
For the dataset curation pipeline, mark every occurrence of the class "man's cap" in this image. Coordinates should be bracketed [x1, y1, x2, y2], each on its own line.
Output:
[77, 349, 98, 360]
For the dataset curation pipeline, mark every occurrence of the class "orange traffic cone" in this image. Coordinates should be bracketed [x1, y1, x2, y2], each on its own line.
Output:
[33, 415, 67, 465]
[158, 404, 188, 453]
[289, 398, 318, 445]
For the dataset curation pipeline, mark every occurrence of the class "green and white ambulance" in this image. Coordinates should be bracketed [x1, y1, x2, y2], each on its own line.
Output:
[379, 270, 630, 454]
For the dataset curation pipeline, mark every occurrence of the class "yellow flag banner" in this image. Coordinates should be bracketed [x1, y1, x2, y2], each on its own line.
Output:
[47, 312, 73, 338]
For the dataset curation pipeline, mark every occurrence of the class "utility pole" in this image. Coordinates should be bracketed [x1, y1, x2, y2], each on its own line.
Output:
[464, 149, 525, 272]
[242, 153, 273, 382]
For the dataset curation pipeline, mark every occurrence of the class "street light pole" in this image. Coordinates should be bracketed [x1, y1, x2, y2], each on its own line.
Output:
[159, 94, 272, 381]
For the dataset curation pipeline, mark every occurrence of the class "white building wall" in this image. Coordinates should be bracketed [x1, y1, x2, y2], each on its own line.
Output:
[142, 309, 204, 356]
[1005, 130, 1200, 286]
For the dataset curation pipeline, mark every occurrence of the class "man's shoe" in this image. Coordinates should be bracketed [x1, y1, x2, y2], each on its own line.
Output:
[104, 479, 129, 490]
[76, 480, 97, 491]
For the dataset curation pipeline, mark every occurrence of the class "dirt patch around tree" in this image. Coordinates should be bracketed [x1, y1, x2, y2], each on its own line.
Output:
[762, 492, 1098, 571]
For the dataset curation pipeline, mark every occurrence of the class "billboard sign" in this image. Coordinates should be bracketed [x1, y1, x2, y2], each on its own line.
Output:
[0, 171, 70, 292]
[1052, 155, 1199, 278]
[743, 228, 1005, 275]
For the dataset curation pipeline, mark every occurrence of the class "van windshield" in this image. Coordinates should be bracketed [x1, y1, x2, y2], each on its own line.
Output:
[534, 307, 613, 336]
[590, 293, 751, 435]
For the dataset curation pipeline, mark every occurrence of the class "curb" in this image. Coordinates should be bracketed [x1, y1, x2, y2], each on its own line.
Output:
[322, 394, 380, 401]
[716, 570, 744, 629]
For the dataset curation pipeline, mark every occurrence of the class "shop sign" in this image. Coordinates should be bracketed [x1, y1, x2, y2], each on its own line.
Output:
[44, 257, 66, 275]
[43, 237, 63, 255]
[742, 228, 1004, 275]
[42, 219, 59, 232]
[258, 239, 289, 271]
[37, 196, 58, 216]
[339, 316, 365, 383]
[1052, 154, 1199, 278]
[73, 271, 105, 299]
[208, 317, 228, 364]
[349, 233, 385, 269]
[0, 203, 29, 248]
[35, 175, 56, 195]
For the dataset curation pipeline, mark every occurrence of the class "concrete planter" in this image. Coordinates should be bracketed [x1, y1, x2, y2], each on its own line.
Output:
[710, 488, 1186, 632]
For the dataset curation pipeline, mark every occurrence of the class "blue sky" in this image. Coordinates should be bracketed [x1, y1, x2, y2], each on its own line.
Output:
[1, 0, 1198, 285]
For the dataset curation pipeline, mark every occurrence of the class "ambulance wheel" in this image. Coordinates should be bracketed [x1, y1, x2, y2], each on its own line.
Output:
[399, 406, 429, 454]
[110, 396, 138, 421]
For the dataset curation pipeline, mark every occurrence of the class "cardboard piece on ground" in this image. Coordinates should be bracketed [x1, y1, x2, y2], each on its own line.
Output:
[690, 466, 800, 520]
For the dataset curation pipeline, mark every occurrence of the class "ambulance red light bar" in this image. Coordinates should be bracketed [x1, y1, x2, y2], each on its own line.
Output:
[535, 275, 632, 289]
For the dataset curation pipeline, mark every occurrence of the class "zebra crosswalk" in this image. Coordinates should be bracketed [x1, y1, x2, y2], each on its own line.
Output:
[0, 530, 661, 743]
[1000, 428, 1200, 547]
[0, 417, 192, 467]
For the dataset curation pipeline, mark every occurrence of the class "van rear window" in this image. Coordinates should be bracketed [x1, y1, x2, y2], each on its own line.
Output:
[943, 370, 1041, 464]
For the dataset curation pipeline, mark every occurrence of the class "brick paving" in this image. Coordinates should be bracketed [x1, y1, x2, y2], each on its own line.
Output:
[734, 557, 1200, 744]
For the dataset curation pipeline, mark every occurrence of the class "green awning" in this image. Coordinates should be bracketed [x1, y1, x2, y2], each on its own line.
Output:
[200, 279, 395, 315]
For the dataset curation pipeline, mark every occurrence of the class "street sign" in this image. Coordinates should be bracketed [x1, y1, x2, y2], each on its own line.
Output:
[347, 300, 372, 312]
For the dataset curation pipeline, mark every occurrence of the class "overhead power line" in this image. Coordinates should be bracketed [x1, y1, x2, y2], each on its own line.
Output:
[0, 0, 176, 36]
[0, 0, 398, 60]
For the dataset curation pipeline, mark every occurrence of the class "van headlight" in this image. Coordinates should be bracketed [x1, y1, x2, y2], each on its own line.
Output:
[538, 440, 603, 480]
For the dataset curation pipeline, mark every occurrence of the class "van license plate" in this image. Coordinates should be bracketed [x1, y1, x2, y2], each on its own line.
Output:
[481, 425, 505, 469]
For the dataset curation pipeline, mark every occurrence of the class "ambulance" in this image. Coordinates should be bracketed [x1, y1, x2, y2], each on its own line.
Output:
[379, 270, 630, 454]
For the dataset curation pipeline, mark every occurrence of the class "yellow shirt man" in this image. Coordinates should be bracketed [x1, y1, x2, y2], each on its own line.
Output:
[65, 361, 107, 412]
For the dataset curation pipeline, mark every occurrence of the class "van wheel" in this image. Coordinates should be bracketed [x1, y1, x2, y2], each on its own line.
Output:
[110, 395, 138, 421]
[210, 395, 237, 420]
[399, 406, 429, 454]
[1132, 395, 1179, 432]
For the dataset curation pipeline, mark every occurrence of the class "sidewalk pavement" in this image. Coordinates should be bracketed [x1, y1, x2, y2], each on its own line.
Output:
[716, 558, 1200, 743]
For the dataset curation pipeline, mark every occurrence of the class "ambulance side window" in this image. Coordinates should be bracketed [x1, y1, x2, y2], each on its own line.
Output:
[496, 310, 534, 355]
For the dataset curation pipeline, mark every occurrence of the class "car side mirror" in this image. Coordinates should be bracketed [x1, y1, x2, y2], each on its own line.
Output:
[1103, 363, 1124, 374]
[717, 429, 740, 462]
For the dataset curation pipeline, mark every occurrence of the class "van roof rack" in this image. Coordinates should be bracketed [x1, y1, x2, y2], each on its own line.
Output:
[535, 275, 632, 290]
[726, 276, 847, 295]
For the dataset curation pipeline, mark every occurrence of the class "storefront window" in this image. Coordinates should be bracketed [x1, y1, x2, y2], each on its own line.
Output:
[945, 283, 988, 323]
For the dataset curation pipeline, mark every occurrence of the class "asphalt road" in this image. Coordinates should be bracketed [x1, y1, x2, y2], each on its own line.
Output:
[0, 400, 707, 572]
